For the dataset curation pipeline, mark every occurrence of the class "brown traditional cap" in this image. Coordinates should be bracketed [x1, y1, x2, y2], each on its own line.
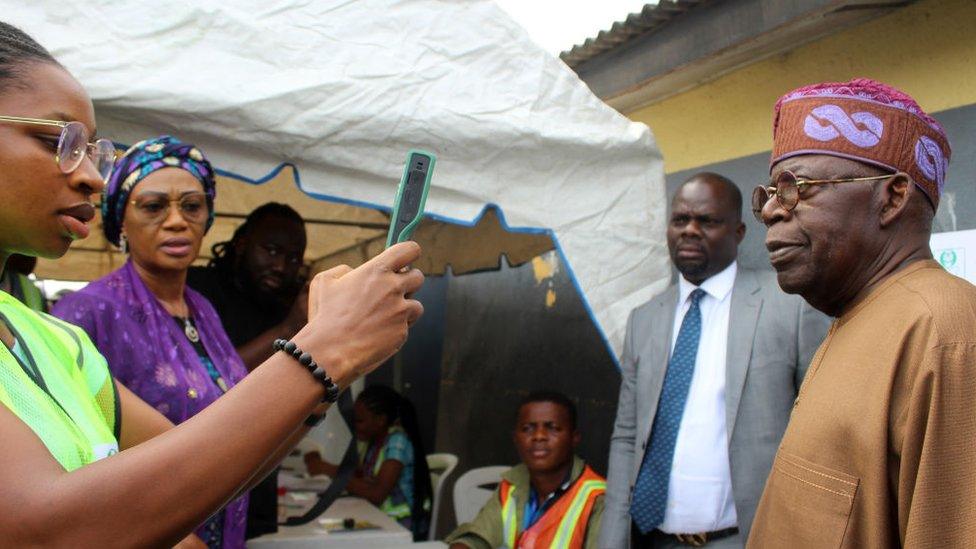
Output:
[772, 78, 951, 208]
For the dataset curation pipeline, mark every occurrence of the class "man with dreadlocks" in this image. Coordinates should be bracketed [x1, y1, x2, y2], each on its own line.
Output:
[188, 202, 308, 370]
[187, 202, 308, 540]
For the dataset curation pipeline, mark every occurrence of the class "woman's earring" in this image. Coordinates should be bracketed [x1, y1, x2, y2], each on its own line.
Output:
[120, 233, 128, 254]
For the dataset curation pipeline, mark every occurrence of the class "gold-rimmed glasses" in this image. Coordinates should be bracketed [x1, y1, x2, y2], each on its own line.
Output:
[129, 192, 209, 226]
[751, 170, 894, 222]
[0, 115, 115, 182]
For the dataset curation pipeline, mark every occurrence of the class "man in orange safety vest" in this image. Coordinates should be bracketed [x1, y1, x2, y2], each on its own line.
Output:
[446, 391, 605, 549]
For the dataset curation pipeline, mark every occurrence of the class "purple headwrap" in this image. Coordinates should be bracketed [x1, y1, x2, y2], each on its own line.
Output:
[102, 135, 217, 246]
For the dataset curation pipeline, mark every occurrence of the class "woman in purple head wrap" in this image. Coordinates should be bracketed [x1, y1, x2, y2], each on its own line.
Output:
[54, 136, 249, 548]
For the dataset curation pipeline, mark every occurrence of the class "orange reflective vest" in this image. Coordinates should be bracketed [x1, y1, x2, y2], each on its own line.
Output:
[499, 465, 606, 549]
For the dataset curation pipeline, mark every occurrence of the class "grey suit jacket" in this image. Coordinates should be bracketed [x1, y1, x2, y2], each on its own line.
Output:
[598, 268, 830, 548]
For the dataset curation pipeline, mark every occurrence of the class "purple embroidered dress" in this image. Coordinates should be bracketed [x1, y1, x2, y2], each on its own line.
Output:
[53, 261, 249, 548]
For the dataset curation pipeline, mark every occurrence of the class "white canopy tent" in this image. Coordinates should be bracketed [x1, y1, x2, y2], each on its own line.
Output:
[10, 0, 669, 358]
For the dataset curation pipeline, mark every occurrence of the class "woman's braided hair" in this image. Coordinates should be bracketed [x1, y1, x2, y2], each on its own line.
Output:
[0, 22, 60, 92]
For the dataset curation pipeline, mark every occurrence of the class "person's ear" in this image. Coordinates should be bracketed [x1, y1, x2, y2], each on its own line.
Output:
[572, 430, 581, 448]
[879, 173, 912, 228]
[735, 220, 746, 244]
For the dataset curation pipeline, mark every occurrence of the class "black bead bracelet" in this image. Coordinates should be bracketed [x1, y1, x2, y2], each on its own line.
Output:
[272, 338, 340, 403]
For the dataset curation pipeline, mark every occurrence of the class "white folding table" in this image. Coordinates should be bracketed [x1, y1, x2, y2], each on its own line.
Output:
[247, 496, 415, 549]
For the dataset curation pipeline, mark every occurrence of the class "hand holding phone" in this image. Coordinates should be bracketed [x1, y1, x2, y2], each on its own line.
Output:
[386, 150, 435, 247]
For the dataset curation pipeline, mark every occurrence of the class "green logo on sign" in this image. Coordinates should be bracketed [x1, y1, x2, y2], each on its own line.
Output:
[940, 249, 958, 269]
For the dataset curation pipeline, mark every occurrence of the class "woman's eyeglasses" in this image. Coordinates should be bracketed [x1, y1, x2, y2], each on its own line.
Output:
[751, 170, 894, 222]
[0, 115, 115, 182]
[129, 193, 209, 225]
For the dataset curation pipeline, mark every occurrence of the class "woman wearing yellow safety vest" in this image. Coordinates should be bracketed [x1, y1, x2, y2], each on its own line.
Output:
[0, 21, 424, 547]
[305, 384, 433, 540]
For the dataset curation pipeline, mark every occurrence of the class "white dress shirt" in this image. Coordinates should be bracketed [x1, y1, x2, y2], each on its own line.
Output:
[658, 261, 738, 533]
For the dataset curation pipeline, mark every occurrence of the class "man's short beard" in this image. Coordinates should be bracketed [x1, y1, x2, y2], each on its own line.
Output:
[676, 260, 708, 280]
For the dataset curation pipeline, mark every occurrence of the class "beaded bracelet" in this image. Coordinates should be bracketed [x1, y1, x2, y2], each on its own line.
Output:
[272, 338, 340, 403]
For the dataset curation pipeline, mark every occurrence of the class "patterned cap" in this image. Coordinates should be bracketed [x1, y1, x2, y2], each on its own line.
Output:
[772, 78, 951, 207]
[102, 135, 217, 246]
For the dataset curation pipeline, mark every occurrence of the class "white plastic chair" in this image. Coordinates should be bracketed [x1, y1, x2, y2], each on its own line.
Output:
[426, 453, 459, 540]
[452, 465, 510, 526]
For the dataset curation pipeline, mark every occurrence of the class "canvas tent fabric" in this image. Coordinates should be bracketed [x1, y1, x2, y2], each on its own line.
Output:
[11, 0, 669, 358]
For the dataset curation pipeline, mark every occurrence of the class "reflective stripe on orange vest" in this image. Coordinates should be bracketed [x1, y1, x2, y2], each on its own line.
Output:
[499, 465, 606, 549]
[501, 479, 519, 548]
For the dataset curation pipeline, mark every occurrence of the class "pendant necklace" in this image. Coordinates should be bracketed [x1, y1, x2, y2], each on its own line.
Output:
[182, 317, 200, 343]
[173, 302, 200, 343]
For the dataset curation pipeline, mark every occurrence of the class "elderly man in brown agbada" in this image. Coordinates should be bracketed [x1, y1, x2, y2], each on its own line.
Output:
[747, 78, 976, 548]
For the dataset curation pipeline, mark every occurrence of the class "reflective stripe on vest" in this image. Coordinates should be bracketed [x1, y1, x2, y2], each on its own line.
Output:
[551, 479, 605, 547]
[499, 465, 606, 549]
[501, 481, 518, 548]
[0, 292, 118, 471]
[371, 426, 413, 520]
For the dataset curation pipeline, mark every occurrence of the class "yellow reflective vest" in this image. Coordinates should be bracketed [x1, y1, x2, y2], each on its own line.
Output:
[500, 464, 606, 549]
[0, 291, 119, 471]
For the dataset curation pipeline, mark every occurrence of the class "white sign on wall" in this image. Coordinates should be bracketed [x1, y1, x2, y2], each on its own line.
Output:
[930, 229, 976, 284]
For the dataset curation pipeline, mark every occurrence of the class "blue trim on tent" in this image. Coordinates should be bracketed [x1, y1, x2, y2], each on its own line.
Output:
[110, 145, 619, 367]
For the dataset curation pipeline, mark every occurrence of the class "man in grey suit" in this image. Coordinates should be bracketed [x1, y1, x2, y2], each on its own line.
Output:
[600, 173, 829, 548]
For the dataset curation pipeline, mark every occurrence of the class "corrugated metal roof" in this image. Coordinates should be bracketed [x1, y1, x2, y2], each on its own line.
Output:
[559, 0, 709, 68]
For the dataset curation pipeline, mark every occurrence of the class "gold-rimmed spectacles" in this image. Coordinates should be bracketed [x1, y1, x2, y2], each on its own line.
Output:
[752, 170, 894, 222]
[0, 115, 115, 182]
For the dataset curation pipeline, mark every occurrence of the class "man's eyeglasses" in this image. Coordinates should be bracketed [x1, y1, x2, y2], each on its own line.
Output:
[129, 193, 209, 225]
[0, 115, 115, 182]
[751, 170, 894, 222]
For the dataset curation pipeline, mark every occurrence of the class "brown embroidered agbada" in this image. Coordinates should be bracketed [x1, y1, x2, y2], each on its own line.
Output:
[748, 261, 976, 548]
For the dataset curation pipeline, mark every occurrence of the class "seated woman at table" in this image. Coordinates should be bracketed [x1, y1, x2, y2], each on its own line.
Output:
[53, 136, 251, 548]
[305, 384, 433, 540]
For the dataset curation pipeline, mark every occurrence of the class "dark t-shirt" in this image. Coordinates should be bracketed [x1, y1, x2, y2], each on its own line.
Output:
[185, 265, 287, 539]
[186, 266, 288, 347]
